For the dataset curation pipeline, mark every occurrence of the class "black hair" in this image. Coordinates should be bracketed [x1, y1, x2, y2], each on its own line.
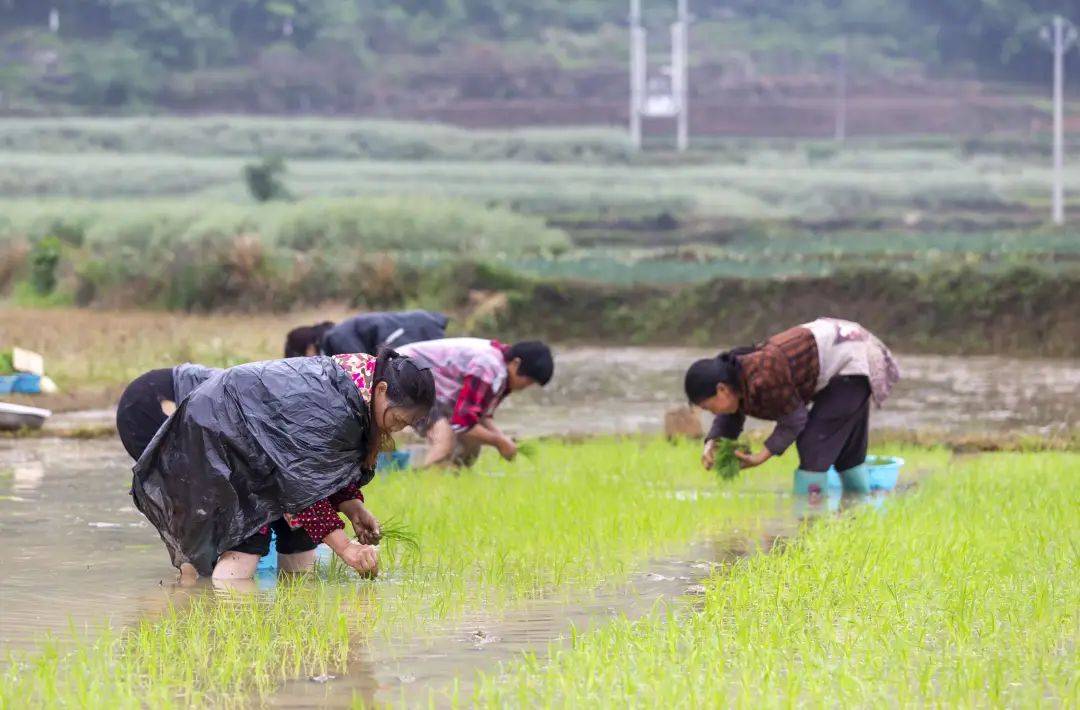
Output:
[365, 348, 436, 467]
[284, 321, 335, 358]
[372, 348, 436, 413]
[684, 346, 755, 404]
[508, 341, 554, 386]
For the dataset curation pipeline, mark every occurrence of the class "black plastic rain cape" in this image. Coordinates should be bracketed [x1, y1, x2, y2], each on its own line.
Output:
[322, 310, 449, 356]
[132, 357, 374, 575]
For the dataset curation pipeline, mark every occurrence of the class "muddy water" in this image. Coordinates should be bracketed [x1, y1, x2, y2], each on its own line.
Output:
[1, 345, 1075, 701]
[498, 348, 1080, 437]
[0, 437, 198, 650]
[270, 495, 860, 707]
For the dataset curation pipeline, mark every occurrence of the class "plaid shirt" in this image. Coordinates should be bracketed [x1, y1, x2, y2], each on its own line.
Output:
[740, 326, 819, 420]
[707, 326, 820, 455]
[398, 338, 511, 433]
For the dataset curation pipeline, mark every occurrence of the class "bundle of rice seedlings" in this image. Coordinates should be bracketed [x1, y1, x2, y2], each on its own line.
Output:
[516, 440, 540, 461]
[376, 517, 420, 554]
[714, 439, 750, 481]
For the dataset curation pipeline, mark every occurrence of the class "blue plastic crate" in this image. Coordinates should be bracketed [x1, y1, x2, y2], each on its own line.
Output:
[0, 374, 43, 394]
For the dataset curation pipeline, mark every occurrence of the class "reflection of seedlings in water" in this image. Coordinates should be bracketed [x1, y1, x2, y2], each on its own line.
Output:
[309, 673, 335, 684]
[684, 584, 707, 595]
[398, 673, 417, 684]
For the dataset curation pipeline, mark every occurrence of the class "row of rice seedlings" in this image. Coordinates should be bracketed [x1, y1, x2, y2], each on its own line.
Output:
[469, 451, 1080, 707]
[0, 436, 861, 707]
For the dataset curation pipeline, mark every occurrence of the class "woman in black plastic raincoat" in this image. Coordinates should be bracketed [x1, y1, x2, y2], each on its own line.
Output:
[117, 350, 434, 580]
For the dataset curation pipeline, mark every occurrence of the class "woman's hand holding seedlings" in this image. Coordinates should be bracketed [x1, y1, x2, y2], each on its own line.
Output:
[734, 448, 772, 469]
[338, 499, 381, 544]
[325, 529, 378, 577]
[701, 439, 716, 470]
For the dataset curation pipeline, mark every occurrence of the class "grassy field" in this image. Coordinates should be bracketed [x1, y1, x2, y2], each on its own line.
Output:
[2, 437, 938, 707]
[472, 451, 1080, 707]
[1, 149, 1070, 224]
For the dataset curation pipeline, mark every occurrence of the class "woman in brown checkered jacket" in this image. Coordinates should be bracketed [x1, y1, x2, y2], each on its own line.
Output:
[684, 318, 899, 488]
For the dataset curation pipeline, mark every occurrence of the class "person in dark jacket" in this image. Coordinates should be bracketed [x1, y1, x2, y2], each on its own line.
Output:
[117, 350, 435, 580]
[284, 310, 449, 358]
[683, 318, 899, 491]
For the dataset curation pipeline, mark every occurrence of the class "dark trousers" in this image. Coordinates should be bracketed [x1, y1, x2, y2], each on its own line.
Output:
[116, 368, 175, 461]
[796, 375, 870, 473]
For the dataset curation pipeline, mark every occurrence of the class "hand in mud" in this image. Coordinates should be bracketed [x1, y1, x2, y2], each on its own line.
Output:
[338, 499, 381, 544]
[497, 437, 518, 461]
[734, 448, 771, 469]
[337, 541, 378, 578]
[701, 439, 716, 470]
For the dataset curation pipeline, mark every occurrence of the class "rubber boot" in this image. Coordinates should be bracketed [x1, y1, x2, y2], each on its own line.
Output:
[793, 467, 842, 495]
[838, 463, 871, 494]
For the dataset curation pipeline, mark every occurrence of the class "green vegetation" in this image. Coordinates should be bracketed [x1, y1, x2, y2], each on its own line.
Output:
[242, 156, 289, 202]
[1, 2, 1069, 114]
[473, 451, 1080, 707]
[3, 142, 1073, 224]
[0, 198, 568, 310]
[0, 436, 860, 707]
[0, 118, 637, 163]
[713, 439, 750, 480]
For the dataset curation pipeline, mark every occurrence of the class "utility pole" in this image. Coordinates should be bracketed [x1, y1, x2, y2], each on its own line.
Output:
[629, 0, 645, 150]
[628, 0, 691, 152]
[834, 35, 848, 143]
[1042, 16, 1077, 225]
[673, 0, 689, 151]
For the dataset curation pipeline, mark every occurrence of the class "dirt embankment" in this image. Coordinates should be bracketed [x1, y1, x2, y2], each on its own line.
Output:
[467, 264, 1080, 358]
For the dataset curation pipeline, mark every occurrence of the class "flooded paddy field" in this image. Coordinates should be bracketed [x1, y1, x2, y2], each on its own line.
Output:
[1, 435, 948, 706]
[2, 347, 1077, 707]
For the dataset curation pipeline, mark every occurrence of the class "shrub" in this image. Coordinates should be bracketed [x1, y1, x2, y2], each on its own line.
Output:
[29, 236, 62, 295]
[243, 156, 290, 202]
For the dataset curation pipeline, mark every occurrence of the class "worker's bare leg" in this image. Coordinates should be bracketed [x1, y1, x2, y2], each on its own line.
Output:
[278, 550, 317, 573]
[212, 550, 260, 579]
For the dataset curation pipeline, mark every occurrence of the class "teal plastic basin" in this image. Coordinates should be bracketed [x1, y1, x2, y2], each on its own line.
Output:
[865, 455, 904, 491]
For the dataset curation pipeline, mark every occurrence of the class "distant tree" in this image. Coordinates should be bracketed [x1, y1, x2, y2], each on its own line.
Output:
[243, 156, 290, 202]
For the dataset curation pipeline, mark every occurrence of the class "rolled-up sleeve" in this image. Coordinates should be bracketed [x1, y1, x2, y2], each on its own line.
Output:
[764, 401, 809, 456]
[291, 499, 345, 543]
[706, 412, 746, 442]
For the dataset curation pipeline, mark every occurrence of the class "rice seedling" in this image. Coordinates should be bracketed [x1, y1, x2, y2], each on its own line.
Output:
[713, 438, 750, 480]
[515, 440, 540, 461]
[4, 436, 856, 706]
[471, 451, 1080, 708]
[374, 517, 420, 555]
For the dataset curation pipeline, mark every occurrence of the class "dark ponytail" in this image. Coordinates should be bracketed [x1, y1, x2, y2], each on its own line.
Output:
[683, 346, 755, 404]
[365, 348, 436, 467]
